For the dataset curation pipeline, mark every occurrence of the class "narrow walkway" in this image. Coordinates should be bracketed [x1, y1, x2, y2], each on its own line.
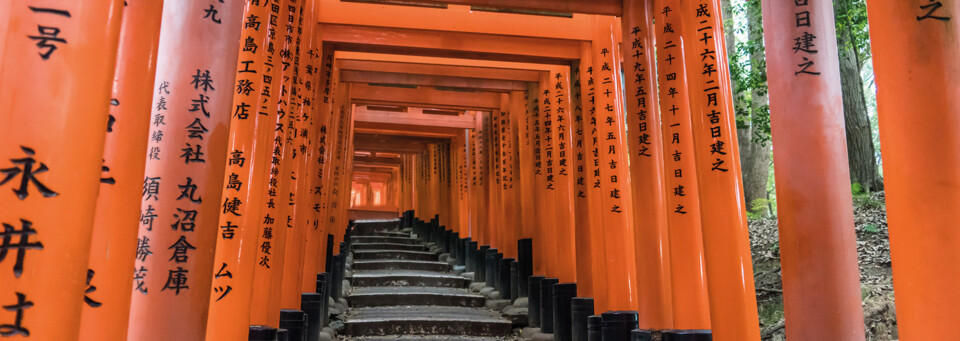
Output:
[341, 221, 515, 340]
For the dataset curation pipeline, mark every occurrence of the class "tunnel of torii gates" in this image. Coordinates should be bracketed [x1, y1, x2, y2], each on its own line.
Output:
[0, 0, 955, 340]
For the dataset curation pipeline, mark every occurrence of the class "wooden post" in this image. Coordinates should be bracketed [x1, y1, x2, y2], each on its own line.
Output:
[622, 0, 675, 329]
[590, 16, 639, 311]
[280, 0, 317, 311]
[865, 1, 959, 339]
[205, 0, 283, 338]
[0, 1, 123, 339]
[535, 77, 560, 279]
[571, 48, 610, 311]
[79, 1, 163, 339]
[126, 1, 245, 339]
[679, 1, 761, 339]
[761, 0, 867, 339]
[652, 0, 712, 329]
[299, 26, 329, 295]
[547, 67, 579, 284]
[249, 0, 300, 327]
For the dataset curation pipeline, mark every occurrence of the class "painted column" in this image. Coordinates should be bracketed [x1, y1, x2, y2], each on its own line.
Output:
[249, 0, 300, 327]
[679, 1, 761, 339]
[79, 1, 163, 340]
[865, 1, 959, 339]
[486, 114, 502, 250]
[280, 0, 316, 311]
[0, 1, 123, 339]
[513, 90, 538, 247]
[591, 16, 639, 311]
[652, 0, 712, 329]
[548, 67, 578, 284]
[535, 78, 560, 278]
[525, 86, 547, 276]
[622, 0, 675, 329]
[571, 52, 609, 311]
[300, 28, 329, 295]
[126, 1, 245, 340]
[761, 0, 867, 339]
[204, 0, 283, 338]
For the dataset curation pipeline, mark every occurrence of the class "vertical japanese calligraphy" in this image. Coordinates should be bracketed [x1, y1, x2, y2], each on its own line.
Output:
[127, 1, 245, 339]
[622, 0, 674, 329]
[590, 16, 639, 311]
[1, 3, 123, 338]
[652, 0, 712, 330]
[80, 1, 164, 340]
[680, 1, 761, 339]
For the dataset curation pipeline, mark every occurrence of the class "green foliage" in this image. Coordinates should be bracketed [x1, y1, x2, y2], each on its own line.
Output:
[727, 0, 771, 145]
[852, 183, 884, 209]
[834, 0, 872, 65]
[748, 198, 771, 219]
[862, 224, 880, 234]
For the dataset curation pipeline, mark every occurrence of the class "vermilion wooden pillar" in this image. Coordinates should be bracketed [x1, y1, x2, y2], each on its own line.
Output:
[865, 1, 958, 339]
[591, 16, 639, 311]
[300, 35, 329, 294]
[484, 115, 501, 250]
[679, 1, 761, 339]
[205, 0, 283, 338]
[652, 0, 711, 329]
[456, 131, 471, 236]
[622, 0, 675, 329]
[571, 51, 609, 310]
[535, 77, 560, 278]
[524, 86, 547, 275]
[547, 67, 578, 284]
[513, 90, 538, 247]
[250, 0, 299, 327]
[280, 0, 317, 311]
[761, 0, 866, 339]
[337, 103, 357, 240]
[0, 1, 123, 339]
[79, 1, 163, 340]
[498, 94, 521, 258]
[127, 1, 245, 340]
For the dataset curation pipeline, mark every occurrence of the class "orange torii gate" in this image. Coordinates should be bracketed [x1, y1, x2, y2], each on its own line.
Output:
[3, 0, 959, 340]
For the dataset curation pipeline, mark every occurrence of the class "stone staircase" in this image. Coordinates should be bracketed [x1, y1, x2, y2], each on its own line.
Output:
[340, 222, 515, 340]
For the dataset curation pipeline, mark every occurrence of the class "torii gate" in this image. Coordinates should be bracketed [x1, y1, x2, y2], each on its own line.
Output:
[0, 0, 955, 340]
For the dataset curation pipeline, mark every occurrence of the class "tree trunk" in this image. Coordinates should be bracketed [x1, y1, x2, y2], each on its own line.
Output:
[835, 0, 883, 191]
[739, 0, 772, 213]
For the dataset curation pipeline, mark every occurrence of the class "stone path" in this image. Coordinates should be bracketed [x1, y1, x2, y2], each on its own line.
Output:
[340, 222, 516, 340]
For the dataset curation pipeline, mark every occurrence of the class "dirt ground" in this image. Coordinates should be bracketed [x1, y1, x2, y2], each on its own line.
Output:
[750, 192, 898, 340]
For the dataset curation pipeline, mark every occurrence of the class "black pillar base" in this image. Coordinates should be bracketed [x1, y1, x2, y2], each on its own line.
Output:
[600, 311, 638, 341]
[278, 309, 306, 341]
[249, 325, 278, 341]
[571, 297, 594, 341]
[517, 238, 533, 298]
[528, 276, 546, 327]
[301, 293, 323, 341]
[552, 283, 577, 341]
[539, 278, 559, 333]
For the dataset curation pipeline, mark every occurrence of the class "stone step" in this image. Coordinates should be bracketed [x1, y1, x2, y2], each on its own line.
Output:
[352, 260, 451, 272]
[350, 270, 468, 288]
[343, 306, 513, 337]
[351, 236, 421, 245]
[347, 336, 506, 341]
[370, 230, 410, 238]
[353, 249, 438, 261]
[348, 286, 485, 308]
[351, 242, 428, 252]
